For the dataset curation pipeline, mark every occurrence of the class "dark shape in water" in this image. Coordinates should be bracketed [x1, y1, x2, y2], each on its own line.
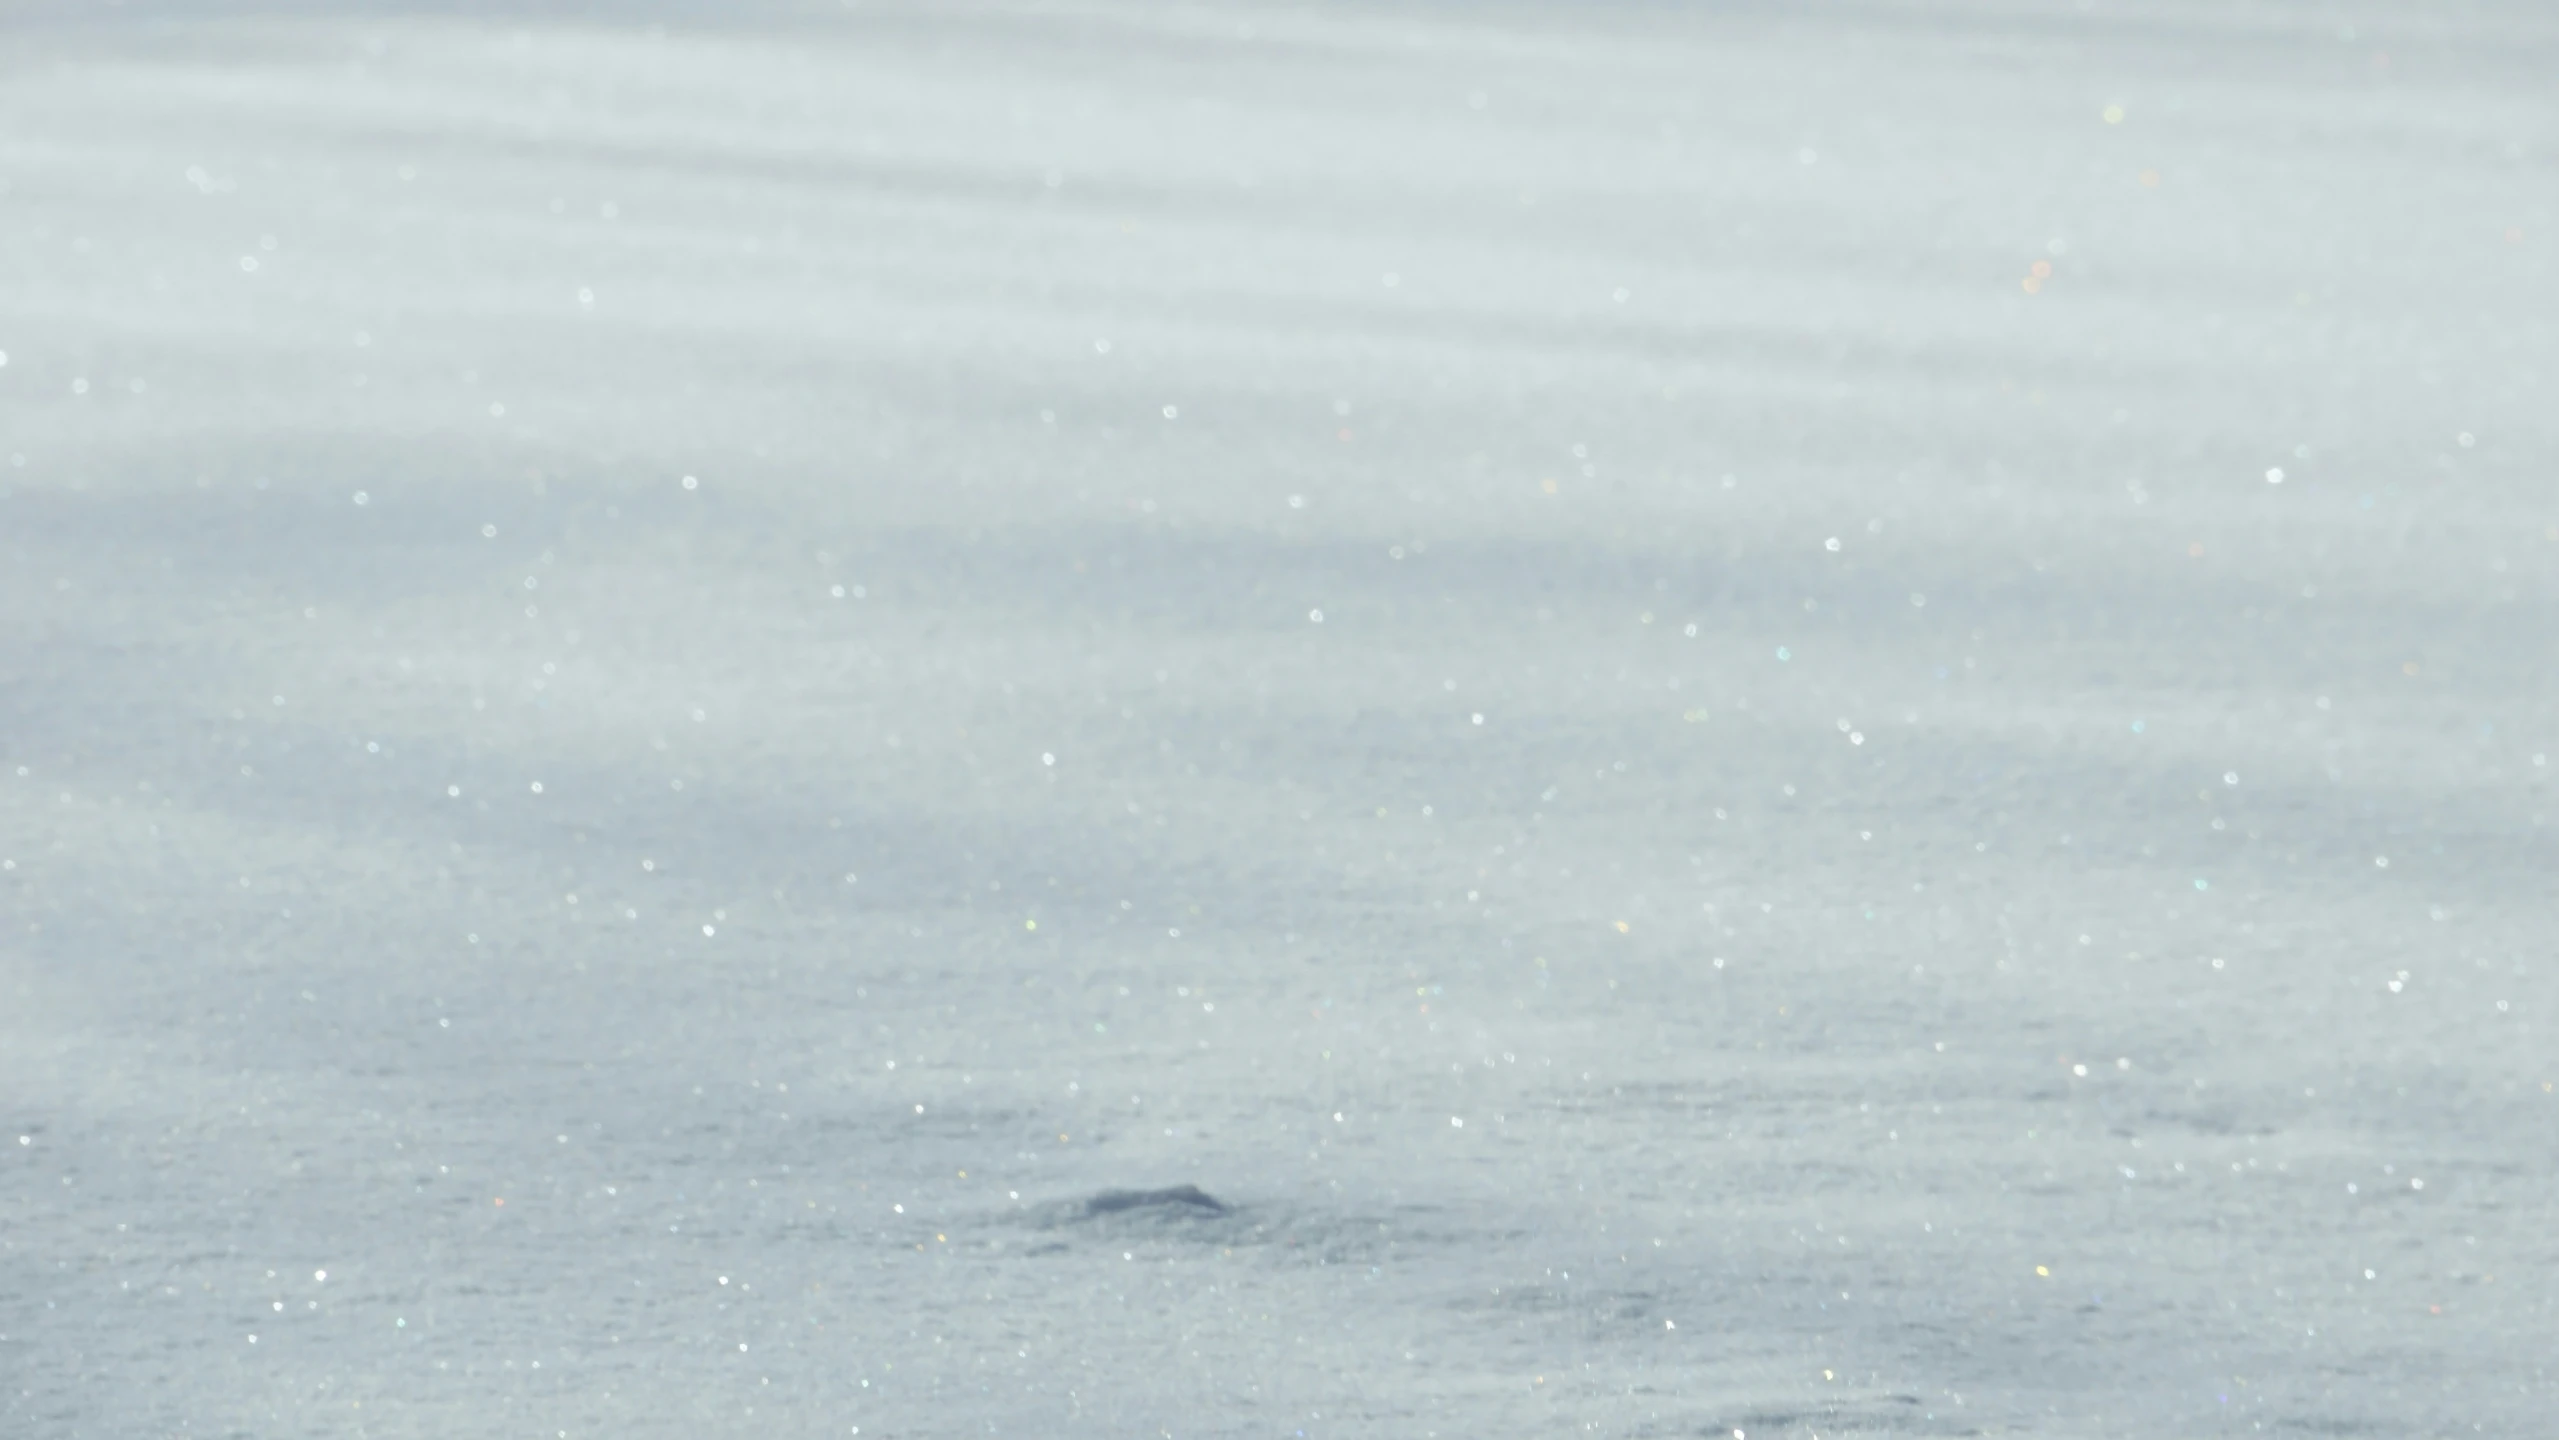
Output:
[1085, 1185, 1227, 1216]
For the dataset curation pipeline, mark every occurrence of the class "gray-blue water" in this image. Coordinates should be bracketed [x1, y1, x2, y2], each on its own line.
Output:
[4, 3, 2554, 1435]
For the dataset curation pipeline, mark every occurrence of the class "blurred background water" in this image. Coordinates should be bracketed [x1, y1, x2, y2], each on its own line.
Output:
[3, 2, 2554, 1435]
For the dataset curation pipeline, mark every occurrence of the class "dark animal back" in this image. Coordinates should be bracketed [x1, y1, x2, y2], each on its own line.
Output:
[1085, 1184, 1227, 1215]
